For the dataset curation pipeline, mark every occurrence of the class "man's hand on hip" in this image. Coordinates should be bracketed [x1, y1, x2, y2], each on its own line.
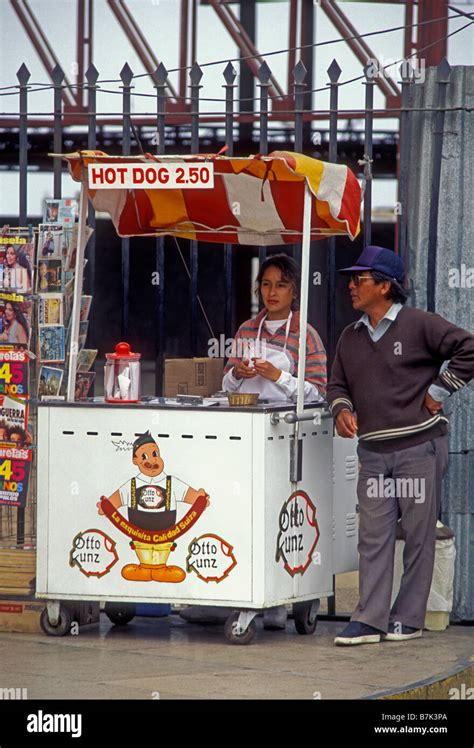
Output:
[335, 409, 358, 438]
[424, 391, 443, 415]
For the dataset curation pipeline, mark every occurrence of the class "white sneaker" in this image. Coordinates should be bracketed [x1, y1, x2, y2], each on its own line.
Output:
[383, 624, 422, 641]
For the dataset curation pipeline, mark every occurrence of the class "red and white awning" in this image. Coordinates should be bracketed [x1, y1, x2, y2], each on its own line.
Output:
[60, 150, 361, 245]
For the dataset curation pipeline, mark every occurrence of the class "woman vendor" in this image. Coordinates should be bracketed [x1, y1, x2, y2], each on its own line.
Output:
[180, 253, 327, 631]
[222, 253, 326, 403]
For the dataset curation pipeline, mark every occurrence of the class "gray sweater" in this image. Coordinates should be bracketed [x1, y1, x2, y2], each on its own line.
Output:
[327, 306, 474, 452]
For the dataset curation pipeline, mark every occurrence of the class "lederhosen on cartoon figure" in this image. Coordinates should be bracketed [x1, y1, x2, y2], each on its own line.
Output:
[121, 476, 186, 583]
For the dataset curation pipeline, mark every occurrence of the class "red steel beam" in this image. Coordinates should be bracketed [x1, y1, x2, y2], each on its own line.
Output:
[417, 0, 448, 67]
[10, 0, 76, 109]
[179, 0, 189, 101]
[404, 0, 416, 59]
[0, 108, 408, 130]
[320, 0, 400, 107]
[106, 0, 180, 104]
[287, 0, 298, 95]
[74, 0, 93, 112]
[207, 0, 285, 99]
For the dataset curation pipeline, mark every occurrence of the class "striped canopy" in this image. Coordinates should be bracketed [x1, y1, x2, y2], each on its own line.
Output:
[61, 150, 361, 245]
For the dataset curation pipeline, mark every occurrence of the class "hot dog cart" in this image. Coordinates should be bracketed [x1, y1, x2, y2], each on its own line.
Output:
[36, 151, 361, 643]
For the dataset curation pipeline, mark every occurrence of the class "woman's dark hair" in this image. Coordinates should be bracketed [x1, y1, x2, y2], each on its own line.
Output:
[5, 302, 30, 339]
[17, 250, 32, 283]
[5, 244, 32, 282]
[371, 271, 410, 305]
[255, 253, 301, 311]
[8, 426, 27, 445]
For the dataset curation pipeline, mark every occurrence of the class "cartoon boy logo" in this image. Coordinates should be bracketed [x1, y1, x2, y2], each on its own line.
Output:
[97, 431, 209, 583]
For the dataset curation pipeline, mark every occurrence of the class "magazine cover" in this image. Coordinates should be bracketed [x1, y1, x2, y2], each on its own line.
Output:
[38, 365, 64, 398]
[37, 224, 63, 259]
[43, 198, 78, 226]
[77, 348, 97, 372]
[64, 276, 74, 322]
[65, 225, 93, 271]
[0, 347, 29, 398]
[0, 231, 34, 294]
[39, 293, 63, 325]
[75, 371, 95, 400]
[80, 295, 92, 322]
[39, 325, 65, 363]
[0, 292, 32, 348]
[0, 444, 33, 508]
[37, 259, 62, 293]
[0, 392, 29, 442]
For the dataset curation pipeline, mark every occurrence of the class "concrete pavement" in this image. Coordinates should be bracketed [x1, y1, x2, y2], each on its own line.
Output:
[0, 612, 472, 700]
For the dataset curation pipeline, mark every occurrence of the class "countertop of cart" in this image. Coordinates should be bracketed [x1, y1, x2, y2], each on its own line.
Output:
[37, 396, 328, 413]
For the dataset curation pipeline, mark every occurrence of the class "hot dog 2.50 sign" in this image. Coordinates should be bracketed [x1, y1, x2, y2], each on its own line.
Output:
[0, 445, 32, 507]
[88, 162, 214, 190]
[0, 348, 29, 397]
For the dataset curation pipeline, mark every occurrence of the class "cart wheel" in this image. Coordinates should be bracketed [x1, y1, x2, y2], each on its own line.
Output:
[104, 602, 136, 626]
[224, 611, 256, 645]
[293, 600, 319, 635]
[40, 605, 72, 637]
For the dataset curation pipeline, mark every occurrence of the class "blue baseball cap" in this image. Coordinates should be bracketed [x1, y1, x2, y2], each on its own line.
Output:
[339, 246, 405, 283]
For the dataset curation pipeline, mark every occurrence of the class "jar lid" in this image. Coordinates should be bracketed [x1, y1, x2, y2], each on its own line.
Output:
[105, 341, 141, 360]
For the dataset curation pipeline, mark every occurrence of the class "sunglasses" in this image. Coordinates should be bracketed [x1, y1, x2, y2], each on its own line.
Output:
[349, 274, 375, 286]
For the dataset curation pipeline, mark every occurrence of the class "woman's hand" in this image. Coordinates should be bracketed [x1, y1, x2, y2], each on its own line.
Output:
[252, 358, 281, 382]
[233, 358, 257, 380]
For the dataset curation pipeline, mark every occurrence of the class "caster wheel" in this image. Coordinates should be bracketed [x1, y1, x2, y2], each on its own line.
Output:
[224, 611, 256, 645]
[104, 602, 136, 626]
[40, 605, 72, 637]
[293, 600, 319, 635]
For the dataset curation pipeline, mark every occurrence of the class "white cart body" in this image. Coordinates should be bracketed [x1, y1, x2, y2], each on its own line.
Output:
[36, 402, 358, 608]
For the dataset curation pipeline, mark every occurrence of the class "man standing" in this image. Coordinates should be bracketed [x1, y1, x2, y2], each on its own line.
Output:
[327, 246, 474, 645]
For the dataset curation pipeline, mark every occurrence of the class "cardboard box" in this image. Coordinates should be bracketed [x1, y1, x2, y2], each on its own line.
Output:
[0, 549, 36, 597]
[0, 599, 44, 634]
[164, 358, 224, 397]
[0, 599, 100, 634]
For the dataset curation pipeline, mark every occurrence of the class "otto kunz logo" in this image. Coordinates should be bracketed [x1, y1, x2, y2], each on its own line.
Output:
[69, 529, 119, 578]
[276, 491, 320, 576]
[186, 533, 237, 583]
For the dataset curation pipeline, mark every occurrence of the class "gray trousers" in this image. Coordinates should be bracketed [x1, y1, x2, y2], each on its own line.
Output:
[352, 434, 449, 632]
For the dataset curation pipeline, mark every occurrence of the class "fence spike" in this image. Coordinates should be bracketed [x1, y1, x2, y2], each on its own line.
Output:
[257, 61, 272, 84]
[437, 58, 451, 82]
[399, 60, 413, 82]
[155, 62, 168, 86]
[120, 63, 134, 86]
[293, 60, 307, 84]
[17, 63, 31, 85]
[51, 64, 65, 84]
[223, 61, 237, 85]
[189, 61, 203, 85]
[327, 59, 341, 83]
[86, 64, 99, 85]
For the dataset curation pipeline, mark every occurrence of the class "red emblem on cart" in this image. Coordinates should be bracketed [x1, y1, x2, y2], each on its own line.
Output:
[186, 533, 237, 583]
[276, 490, 320, 576]
[69, 529, 119, 578]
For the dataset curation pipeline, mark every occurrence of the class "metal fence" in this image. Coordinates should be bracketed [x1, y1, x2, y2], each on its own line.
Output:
[7, 56, 403, 378]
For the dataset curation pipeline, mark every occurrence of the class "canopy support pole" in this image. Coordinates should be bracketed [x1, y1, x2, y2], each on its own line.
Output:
[66, 179, 88, 401]
[296, 181, 312, 418]
[290, 181, 312, 485]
